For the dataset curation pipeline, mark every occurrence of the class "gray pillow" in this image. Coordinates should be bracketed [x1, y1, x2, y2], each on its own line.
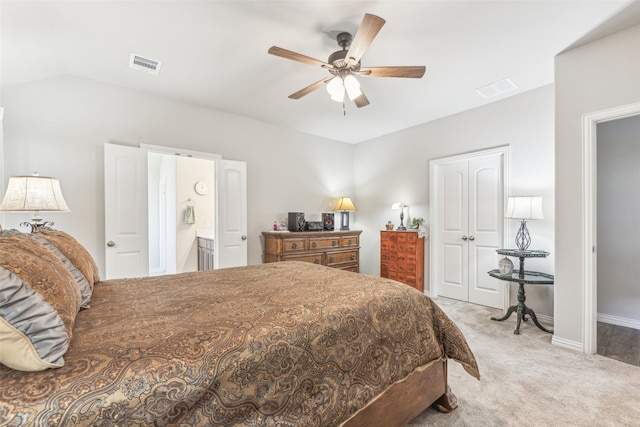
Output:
[0, 266, 68, 370]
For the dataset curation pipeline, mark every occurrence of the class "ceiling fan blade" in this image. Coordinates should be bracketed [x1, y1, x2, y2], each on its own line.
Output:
[268, 46, 331, 68]
[353, 92, 370, 108]
[345, 14, 386, 66]
[288, 77, 334, 99]
[359, 66, 426, 78]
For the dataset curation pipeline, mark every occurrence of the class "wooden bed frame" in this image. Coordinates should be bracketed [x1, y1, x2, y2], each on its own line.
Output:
[341, 358, 456, 426]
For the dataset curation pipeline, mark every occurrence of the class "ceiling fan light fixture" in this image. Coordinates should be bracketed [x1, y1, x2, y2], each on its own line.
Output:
[268, 13, 425, 108]
[344, 75, 362, 101]
[326, 77, 345, 102]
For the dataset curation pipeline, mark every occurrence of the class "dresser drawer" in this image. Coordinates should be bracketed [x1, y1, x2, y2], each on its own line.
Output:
[308, 237, 340, 250]
[406, 233, 419, 243]
[336, 264, 359, 273]
[385, 271, 398, 280]
[405, 263, 418, 275]
[327, 250, 358, 266]
[404, 276, 419, 288]
[381, 261, 397, 272]
[381, 251, 395, 261]
[381, 232, 397, 243]
[283, 253, 323, 265]
[282, 238, 306, 253]
[340, 235, 359, 247]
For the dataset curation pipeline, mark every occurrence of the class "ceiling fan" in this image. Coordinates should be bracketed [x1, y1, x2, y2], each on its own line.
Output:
[268, 13, 426, 108]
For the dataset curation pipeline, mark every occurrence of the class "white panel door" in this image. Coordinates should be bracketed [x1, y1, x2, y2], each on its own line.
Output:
[437, 152, 504, 308]
[439, 161, 469, 301]
[216, 159, 247, 268]
[104, 143, 149, 279]
[468, 156, 504, 307]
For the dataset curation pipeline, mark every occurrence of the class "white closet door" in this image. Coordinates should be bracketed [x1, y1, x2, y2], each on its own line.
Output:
[436, 152, 504, 308]
[467, 155, 504, 308]
[439, 161, 469, 301]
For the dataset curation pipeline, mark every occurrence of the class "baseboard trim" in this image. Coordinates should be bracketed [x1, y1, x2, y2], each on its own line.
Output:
[552, 336, 583, 352]
[536, 314, 554, 326]
[597, 313, 640, 331]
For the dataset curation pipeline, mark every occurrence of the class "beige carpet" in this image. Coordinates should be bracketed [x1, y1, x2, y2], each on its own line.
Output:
[409, 297, 640, 426]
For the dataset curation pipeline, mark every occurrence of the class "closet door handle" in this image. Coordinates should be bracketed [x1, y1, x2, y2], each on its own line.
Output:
[468, 235, 475, 241]
[461, 235, 468, 241]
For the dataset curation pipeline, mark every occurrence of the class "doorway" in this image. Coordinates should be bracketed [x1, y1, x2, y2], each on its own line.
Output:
[148, 152, 216, 276]
[594, 114, 640, 365]
[582, 101, 640, 355]
[104, 142, 247, 280]
[430, 146, 509, 309]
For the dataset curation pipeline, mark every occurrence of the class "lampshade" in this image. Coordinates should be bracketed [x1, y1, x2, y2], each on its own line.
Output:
[505, 196, 542, 251]
[391, 202, 406, 210]
[504, 196, 543, 220]
[343, 75, 362, 101]
[326, 75, 362, 103]
[326, 77, 345, 102]
[0, 175, 70, 231]
[333, 197, 357, 211]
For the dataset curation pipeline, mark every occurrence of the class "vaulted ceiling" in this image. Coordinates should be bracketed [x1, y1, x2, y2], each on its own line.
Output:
[2, 1, 639, 143]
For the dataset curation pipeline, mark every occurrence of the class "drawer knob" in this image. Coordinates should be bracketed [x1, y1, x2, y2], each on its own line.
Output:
[292, 243, 297, 249]
[351, 254, 356, 260]
[329, 256, 334, 263]
[333, 241, 337, 246]
[314, 258, 320, 264]
[312, 242, 317, 248]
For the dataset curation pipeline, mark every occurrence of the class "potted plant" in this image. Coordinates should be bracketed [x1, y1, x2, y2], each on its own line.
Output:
[408, 217, 425, 230]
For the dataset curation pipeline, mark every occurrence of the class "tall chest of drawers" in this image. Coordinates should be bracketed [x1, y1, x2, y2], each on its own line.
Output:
[380, 230, 425, 292]
[262, 230, 361, 272]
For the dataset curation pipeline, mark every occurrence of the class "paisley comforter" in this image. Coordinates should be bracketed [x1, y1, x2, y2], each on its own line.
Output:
[0, 261, 478, 426]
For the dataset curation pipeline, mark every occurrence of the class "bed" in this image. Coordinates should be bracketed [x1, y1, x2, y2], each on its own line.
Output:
[0, 229, 479, 427]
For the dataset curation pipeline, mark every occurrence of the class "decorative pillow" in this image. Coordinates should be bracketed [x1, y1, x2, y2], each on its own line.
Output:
[34, 229, 100, 288]
[0, 231, 81, 371]
[0, 267, 68, 370]
[26, 233, 93, 308]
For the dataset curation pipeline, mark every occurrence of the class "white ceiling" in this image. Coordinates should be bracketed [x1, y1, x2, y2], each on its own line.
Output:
[2, 0, 639, 144]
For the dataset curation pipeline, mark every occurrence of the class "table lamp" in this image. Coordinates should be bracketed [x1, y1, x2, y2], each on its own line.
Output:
[0, 174, 70, 232]
[392, 202, 407, 231]
[333, 197, 357, 230]
[504, 196, 543, 251]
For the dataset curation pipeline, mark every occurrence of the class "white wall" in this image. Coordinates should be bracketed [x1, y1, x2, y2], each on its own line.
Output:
[555, 24, 640, 345]
[353, 85, 555, 315]
[596, 115, 640, 323]
[1, 75, 355, 275]
[176, 156, 215, 273]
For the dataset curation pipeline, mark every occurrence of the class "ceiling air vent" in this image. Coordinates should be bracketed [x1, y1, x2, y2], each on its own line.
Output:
[475, 78, 517, 99]
[129, 53, 162, 75]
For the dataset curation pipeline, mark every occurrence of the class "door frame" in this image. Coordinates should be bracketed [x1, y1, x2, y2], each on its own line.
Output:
[429, 145, 511, 311]
[105, 142, 247, 278]
[580, 101, 640, 354]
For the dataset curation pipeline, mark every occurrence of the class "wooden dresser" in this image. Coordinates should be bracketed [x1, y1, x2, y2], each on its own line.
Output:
[380, 230, 425, 291]
[262, 230, 361, 272]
